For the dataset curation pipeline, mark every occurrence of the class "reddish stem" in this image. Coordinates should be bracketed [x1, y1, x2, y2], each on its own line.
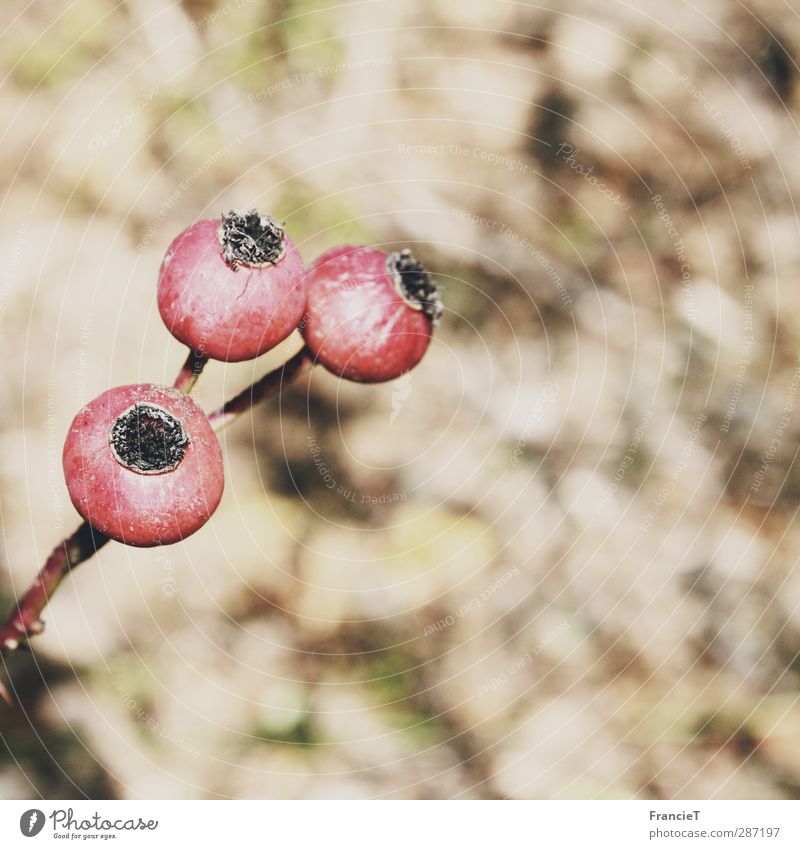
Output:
[173, 348, 209, 394]
[208, 346, 312, 430]
[0, 523, 110, 657]
[0, 348, 312, 674]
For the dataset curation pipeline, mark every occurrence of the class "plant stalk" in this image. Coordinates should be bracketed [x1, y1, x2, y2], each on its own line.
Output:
[0, 347, 312, 674]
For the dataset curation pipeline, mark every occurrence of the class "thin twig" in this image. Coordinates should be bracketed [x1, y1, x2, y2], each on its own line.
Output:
[173, 348, 209, 394]
[0, 523, 110, 656]
[208, 346, 311, 430]
[0, 346, 312, 670]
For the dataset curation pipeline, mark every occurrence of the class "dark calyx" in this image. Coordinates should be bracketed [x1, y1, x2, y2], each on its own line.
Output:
[219, 209, 286, 270]
[389, 249, 443, 326]
[110, 403, 189, 475]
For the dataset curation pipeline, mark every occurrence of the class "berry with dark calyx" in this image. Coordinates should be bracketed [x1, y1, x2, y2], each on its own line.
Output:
[301, 245, 442, 383]
[63, 385, 224, 547]
[157, 210, 306, 362]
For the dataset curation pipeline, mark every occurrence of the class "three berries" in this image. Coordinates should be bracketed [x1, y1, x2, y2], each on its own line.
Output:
[63, 210, 442, 547]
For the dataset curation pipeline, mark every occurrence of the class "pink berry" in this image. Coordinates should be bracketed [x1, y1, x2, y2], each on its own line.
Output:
[63, 384, 224, 547]
[301, 245, 442, 383]
[157, 211, 306, 362]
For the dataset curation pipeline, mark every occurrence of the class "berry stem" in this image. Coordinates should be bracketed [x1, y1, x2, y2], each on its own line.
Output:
[208, 346, 312, 430]
[0, 347, 313, 680]
[0, 523, 110, 660]
[174, 348, 209, 394]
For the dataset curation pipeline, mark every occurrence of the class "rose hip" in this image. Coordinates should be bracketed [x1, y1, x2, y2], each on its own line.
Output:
[157, 210, 306, 362]
[62, 384, 224, 547]
[301, 245, 442, 383]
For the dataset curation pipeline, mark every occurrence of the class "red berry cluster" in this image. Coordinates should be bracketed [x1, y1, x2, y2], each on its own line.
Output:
[62, 211, 442, 548]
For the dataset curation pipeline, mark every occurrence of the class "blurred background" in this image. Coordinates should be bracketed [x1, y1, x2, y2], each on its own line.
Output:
[1, 0, 800, 800]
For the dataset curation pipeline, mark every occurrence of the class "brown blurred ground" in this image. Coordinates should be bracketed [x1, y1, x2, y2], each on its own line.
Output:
[1, 0, 800, 799]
